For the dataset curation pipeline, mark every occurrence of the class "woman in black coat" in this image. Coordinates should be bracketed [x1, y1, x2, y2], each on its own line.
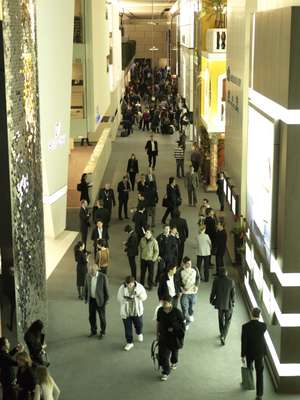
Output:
[74, 241, 88, 299]
[24, 320, 47, 367]
[79, 173, 92, 204]
[16, 352, 37, 400]
[127, 153, 139, 191]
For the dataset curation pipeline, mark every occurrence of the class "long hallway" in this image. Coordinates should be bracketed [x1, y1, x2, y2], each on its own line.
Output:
[46, 129, 294, 400]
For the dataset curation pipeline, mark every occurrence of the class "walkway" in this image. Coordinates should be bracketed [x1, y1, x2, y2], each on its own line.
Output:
[47, 128, 295, 400]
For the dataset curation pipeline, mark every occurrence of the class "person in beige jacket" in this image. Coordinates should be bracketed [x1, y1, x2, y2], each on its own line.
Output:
[139, 228, 159, 290]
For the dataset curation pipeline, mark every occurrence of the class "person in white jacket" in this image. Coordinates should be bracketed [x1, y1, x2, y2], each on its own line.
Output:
[117, 276, 147, 351]
[197, 224, 212, 282]
[34, 366, 60, 400]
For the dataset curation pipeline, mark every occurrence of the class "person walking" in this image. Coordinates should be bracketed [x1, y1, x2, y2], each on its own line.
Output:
[216, 172, 225, 211]
[158, 265, 181, 308]
[155, 225, 170, 285]
[78, 173, 92, 205]
[95, 239, 110, 275]
[190, 143, 201, 173]
[197, 225, 212, 282]
[84, 264, 109, 339]
[117, 176, 130, 220]
[156, 296, 185, 381]
[170, 210, 189, 266]
[117, 276, 147, 351]
[127, 154, 139, 191]
[124, 225, 139, 279]
[132, 205, 147, 242]
[93, 199, 110, 228]
[0, 338, 24, 400]
[144, 180, 158, 228]
[142, 108, 151, 131]
[204, 208, 217, 266]
[198, 198, 211, 223]
[139, 228, 159, 291]
[79, 200, 90, 249]
[185, 165, 199, 206]
[161, 177, 181, 224]
[33, 366, 60, 400]
[74, 241, 88, 299]
[174, 141, 185, 178]
[214, 220, 227, 275]
[145, 134, 158, 169]
[178, 257, 200, 329]
[99, 183, 116, 223]
[241, 308, 267, 400]
[210, 267, 235, 345]
[91, 220, 109, 259]
[164, 226, 180, 268]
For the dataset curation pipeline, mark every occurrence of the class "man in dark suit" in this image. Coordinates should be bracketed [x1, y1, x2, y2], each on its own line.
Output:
[85, 264, 109, 339]
[145, 134, 158, 169]
[93, 199, 110, 227]
[99, 183, 116, 222]
[210, 267, 235, 345]
[132, 205, 147, 242]
[91, 220, 109, 258]
[241, 308, 267, 400]
[214, 220, 227, 275]
[164, 226, 180, 268]
[127, 154, 139, 191]
[170, 210, 189, 265]
[204, 208, 217, 266]
[161, 177, 181, 224]
[117, 176, 131, 220]
[79, 200, 90, 249]
[124, 225, 139, 279]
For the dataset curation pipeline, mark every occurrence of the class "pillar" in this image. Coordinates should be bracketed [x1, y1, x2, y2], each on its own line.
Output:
[0, 0, 47, 341]
[207, 135, 218, 191]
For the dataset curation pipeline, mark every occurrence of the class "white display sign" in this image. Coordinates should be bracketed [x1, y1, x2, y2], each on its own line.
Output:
[245, 242, 253, 271]
[262, 281, 274, 316]
[223, 178, 227, 197]
[247, 105, 275, 252]
[227, 186, 232, 205]
[231, 195, 236, 215]
[253, 259, 263, 292]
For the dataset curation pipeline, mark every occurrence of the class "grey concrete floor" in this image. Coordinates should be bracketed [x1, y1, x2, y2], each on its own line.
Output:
[47, 128, 296, 400]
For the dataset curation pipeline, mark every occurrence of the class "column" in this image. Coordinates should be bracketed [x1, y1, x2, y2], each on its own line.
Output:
[207, 135, 218, 191]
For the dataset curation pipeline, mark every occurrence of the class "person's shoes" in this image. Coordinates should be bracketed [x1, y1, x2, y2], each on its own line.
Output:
[98, 333, 105, 340]
[119, 217, 123, 220]
[170, 363, 177, 370]
[88, 332, 96, 337]
[137, 334, 143, 342]
[124, 343, 134, 351]
[160, 374, 168, 381]
[220, 336, 225, 345]
[189, 315, 194, 322]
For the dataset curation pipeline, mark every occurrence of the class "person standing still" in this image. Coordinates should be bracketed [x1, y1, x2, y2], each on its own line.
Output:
[241, 308, 267, 400]
[210, 267, 235, 345]
[214, 220, 227, 275]
[145, 134, 158, 170]
[174, 141, 185, 178]
[139, 228, 159, 291]
[216, 172, 225, 211]
[99, 183, 116, 223]
[124, 225, 139, 279]
[127, 154, 139, 191]
[185, 165, 199, 206]
[117, 176, 130, 220]
[84, 264, 109, 339]
[79, 200, 90, 250]
[161, 177, 181, 224]
[197, 225, 211, 282]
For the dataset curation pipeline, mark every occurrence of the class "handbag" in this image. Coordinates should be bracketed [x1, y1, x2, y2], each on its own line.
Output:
[241, 366, 254, 390]
[162, 196, 169, 208]
[77, 183, 82, 191]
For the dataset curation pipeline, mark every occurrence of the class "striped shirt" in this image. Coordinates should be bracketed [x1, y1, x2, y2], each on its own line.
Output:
[174, 146, 184, 160]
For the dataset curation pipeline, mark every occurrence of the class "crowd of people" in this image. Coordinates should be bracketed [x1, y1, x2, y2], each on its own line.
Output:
[0, 61, 265, 400]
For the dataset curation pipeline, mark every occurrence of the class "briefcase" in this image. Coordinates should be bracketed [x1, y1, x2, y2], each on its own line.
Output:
[241, 366, 254, 390]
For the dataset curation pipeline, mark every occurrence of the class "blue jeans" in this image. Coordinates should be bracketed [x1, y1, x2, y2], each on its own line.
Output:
[180, 294, 196, 323]
[123, 316, 143, 343]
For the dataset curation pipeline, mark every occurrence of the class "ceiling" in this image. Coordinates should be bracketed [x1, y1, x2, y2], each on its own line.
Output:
[119, 0, 175, 18]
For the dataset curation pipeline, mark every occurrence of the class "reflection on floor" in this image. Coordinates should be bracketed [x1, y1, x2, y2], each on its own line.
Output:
[47, 128, 297, 400]
[67, 144, 94, 207]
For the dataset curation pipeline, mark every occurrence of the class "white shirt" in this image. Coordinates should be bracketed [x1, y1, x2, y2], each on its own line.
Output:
[91, 273, 98, 298]
[167, 275, 176, 297]
[98, 228, 103, 239]
[151, 140, 155, 152]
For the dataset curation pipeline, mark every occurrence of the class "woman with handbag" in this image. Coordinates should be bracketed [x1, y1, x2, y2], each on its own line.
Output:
[74, 241, 88, 300]
[33, 366, 60, 400]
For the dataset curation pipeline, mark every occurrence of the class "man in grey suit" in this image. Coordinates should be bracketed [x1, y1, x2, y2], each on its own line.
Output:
[210, 267, 235, 345]
[85, 264, 109, 339]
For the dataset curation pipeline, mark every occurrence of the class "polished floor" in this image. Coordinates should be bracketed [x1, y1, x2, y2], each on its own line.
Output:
[47, 128, 296, 400]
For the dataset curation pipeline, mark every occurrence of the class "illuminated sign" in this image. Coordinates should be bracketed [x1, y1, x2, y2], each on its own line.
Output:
[227, 185, 232, 205]
[223, 178, 227, 197]
[262, 281, 274, 316]
[231, 195, 236, 215]
[245, 242, 253, 271]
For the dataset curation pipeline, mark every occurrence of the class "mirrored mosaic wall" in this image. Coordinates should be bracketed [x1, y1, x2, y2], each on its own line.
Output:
[2, 0, 47, 339]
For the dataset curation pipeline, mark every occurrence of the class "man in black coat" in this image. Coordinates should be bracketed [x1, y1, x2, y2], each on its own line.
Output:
[164, 226, 180, 268]
[204, 208, 217, 266]
[124, 225, 139, 279]
[117, 176, 131, 220]
[79, 200, 90, 249]
[210, 267, 235, 345]
[214, 220, 227, 275]
[127, 155, 139, 191]
[155, 225, 170, 284]
[170, 210, 189, 265]
[132, 205, 147, 242]
[161, 177, 181, 224]
[0, 338, 23, 400]
[91, 220, 109, 258]
[93, 199, 110, 227]
[144, 180, 158, 227]
[145, 134, 158, 169]
[85, 265, 109, 338]
[99, 183, 116, 222]
[241, 308, 267, 400]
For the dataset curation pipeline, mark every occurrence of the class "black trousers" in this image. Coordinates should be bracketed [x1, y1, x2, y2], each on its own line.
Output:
[123, 316, 143, 343]
[140, 259, 154, 289]
[119, 198, 128, 218]
[247, 358, 264, 397]
[161, 206, 177, 224]
[128, 255, 137, 279]
[2, 385, 17, 400]
[191, 161, 199, 172]
[217, 193, 225, 211]
[215, 254, 224, 274]
[218, 309, 232, 339]
[143, 120, 150, 131]
[155, 258, 166, 283]
[81, 227, 88, 249]
[129, 172, 136, 191]
[89, 298, 106, 334]
[197, 255, 210, 281]
[148, 152, 157, 168]
[176, 159, 184, 178]
[158, 343, 179, 375]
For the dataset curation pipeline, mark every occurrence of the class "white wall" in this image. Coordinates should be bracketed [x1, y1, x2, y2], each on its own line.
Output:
[258, 0, 300, 10]
[36, 0, 74, 238]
